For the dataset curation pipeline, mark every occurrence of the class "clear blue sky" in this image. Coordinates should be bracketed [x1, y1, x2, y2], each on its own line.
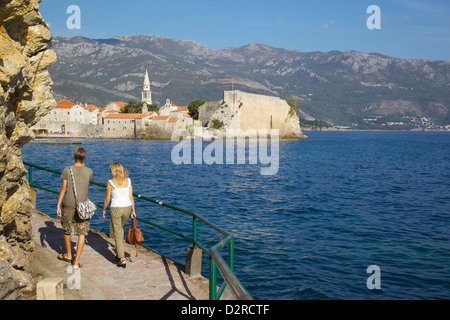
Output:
[40, 0, 449, 60]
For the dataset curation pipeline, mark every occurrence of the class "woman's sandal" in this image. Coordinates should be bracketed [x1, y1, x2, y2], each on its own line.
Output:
[117, 259, 126, 268]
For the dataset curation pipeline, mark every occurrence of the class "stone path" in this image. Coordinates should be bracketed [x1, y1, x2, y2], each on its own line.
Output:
[29, 211, 209, 300]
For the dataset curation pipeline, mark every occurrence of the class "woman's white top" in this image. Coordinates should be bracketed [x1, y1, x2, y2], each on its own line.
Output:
[109, 178, 132, 208]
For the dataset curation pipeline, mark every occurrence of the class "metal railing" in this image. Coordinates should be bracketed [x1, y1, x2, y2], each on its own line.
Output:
[23, 161, 252, 300]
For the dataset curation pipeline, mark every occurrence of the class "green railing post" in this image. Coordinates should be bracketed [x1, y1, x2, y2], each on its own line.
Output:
[209, 256, 217, 300]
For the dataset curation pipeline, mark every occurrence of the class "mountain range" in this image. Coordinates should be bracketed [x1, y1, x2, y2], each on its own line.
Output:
[48, 35, 450, 127]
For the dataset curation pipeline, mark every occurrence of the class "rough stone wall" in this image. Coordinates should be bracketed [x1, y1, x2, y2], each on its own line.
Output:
[33, 120, 104, 137]
[198, 101, 221, 126]
[0, 0, 56, 299]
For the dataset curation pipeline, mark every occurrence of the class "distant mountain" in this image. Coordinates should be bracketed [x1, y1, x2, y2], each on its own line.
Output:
[48, 35, 450, 127]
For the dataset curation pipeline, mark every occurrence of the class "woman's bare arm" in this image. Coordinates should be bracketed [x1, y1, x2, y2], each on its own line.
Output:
[129, 183, 136, 219]
[102, 181, 112, 218]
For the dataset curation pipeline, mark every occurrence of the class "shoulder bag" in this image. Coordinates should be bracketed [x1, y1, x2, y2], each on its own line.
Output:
[69, 166, 96, 220]
[126, 218, 144, 256]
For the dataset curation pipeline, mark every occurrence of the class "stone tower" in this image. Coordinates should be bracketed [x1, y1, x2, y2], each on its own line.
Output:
[142, 69, 152, 105]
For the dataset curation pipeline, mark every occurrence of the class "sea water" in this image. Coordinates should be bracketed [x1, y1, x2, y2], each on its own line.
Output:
[22, 131, 450, 299]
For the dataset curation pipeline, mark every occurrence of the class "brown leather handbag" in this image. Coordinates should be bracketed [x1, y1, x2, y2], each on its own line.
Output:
[126, 218, 144, 256]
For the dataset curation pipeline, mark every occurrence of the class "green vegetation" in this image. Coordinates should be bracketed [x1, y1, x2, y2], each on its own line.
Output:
[121, 100, 158, 113]
[188, 99, 208, 120]
[210, 119, 224, 129]
[283, 96, 300, 115]
[299, 117, 332, 130]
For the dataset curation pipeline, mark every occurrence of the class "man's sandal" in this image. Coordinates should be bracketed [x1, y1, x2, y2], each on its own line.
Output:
[57, 253, 72, 262]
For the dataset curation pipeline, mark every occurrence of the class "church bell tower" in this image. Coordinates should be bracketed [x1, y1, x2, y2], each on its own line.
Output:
[142, 69, 152, 105]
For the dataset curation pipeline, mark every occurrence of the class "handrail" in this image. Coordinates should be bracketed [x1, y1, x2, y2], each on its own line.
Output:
[23, 161, 252, 300]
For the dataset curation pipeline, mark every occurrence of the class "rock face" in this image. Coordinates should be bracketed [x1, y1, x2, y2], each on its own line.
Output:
[0, 0, 56, 299]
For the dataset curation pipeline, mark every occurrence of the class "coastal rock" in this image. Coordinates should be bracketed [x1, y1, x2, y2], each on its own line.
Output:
[0, 260, 25, 300]
[144, 122, 175, 140]
[0, 0, 56, 299]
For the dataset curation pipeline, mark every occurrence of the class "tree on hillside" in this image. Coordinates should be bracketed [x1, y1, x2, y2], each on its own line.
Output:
[299, 117, 332, 130]
[121, 100, 158, 113]
[283, 96, 300, 115]
[146, 104, 159, 112]
[121, 100, 140, 113]
[188, 99, 208, 120]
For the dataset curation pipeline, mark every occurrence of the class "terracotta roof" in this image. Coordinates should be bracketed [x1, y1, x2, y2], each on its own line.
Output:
[116, 102, 127, 106]
[105, 112, 156, 119]
[168, 117, 179, 123]
[84, 104, 98, 112]
[104, 113, 140, 119]
[177, 107, 188, 111]
[56, 100, 76, 109]
[135, 112, 155, 119]
[183, 112, 191, 118]
[107, 101, 127, 108]
[152, 116, 170, 121]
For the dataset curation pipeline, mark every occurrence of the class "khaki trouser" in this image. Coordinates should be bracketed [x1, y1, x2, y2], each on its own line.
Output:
[110, 206, 131, 259]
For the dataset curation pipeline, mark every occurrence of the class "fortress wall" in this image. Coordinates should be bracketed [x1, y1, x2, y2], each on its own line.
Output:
[223, 91, 302, 137]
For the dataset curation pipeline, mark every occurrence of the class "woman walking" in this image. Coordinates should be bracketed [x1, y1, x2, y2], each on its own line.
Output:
[56, 148, 93, 269]
[102, 162, 136, 268]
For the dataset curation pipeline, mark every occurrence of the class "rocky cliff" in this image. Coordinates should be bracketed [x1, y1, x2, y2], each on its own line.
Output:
[0, 0, 56, 299]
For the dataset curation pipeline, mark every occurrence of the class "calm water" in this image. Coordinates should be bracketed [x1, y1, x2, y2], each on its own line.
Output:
[22, 131, 450, 300]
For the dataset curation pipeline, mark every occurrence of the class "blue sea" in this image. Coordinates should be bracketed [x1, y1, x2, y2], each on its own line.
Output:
[22, 131, 450, 300]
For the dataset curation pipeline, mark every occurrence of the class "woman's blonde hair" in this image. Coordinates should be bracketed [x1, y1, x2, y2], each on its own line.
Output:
[110, 162, 128, 185]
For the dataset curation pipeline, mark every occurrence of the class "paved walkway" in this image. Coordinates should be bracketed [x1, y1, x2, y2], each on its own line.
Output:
[29, 211, 209, 300]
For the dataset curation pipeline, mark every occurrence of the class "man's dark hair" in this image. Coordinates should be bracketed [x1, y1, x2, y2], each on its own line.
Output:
[74, 148, 87, 163]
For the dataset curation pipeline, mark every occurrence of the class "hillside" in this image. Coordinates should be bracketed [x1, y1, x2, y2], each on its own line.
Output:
[48, 35, 450, 128]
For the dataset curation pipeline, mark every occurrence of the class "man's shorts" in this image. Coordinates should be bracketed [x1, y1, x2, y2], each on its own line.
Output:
[61, 207, 90, 236]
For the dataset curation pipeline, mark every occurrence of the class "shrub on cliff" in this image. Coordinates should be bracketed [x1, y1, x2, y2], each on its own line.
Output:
[188, 99, 208, 120]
